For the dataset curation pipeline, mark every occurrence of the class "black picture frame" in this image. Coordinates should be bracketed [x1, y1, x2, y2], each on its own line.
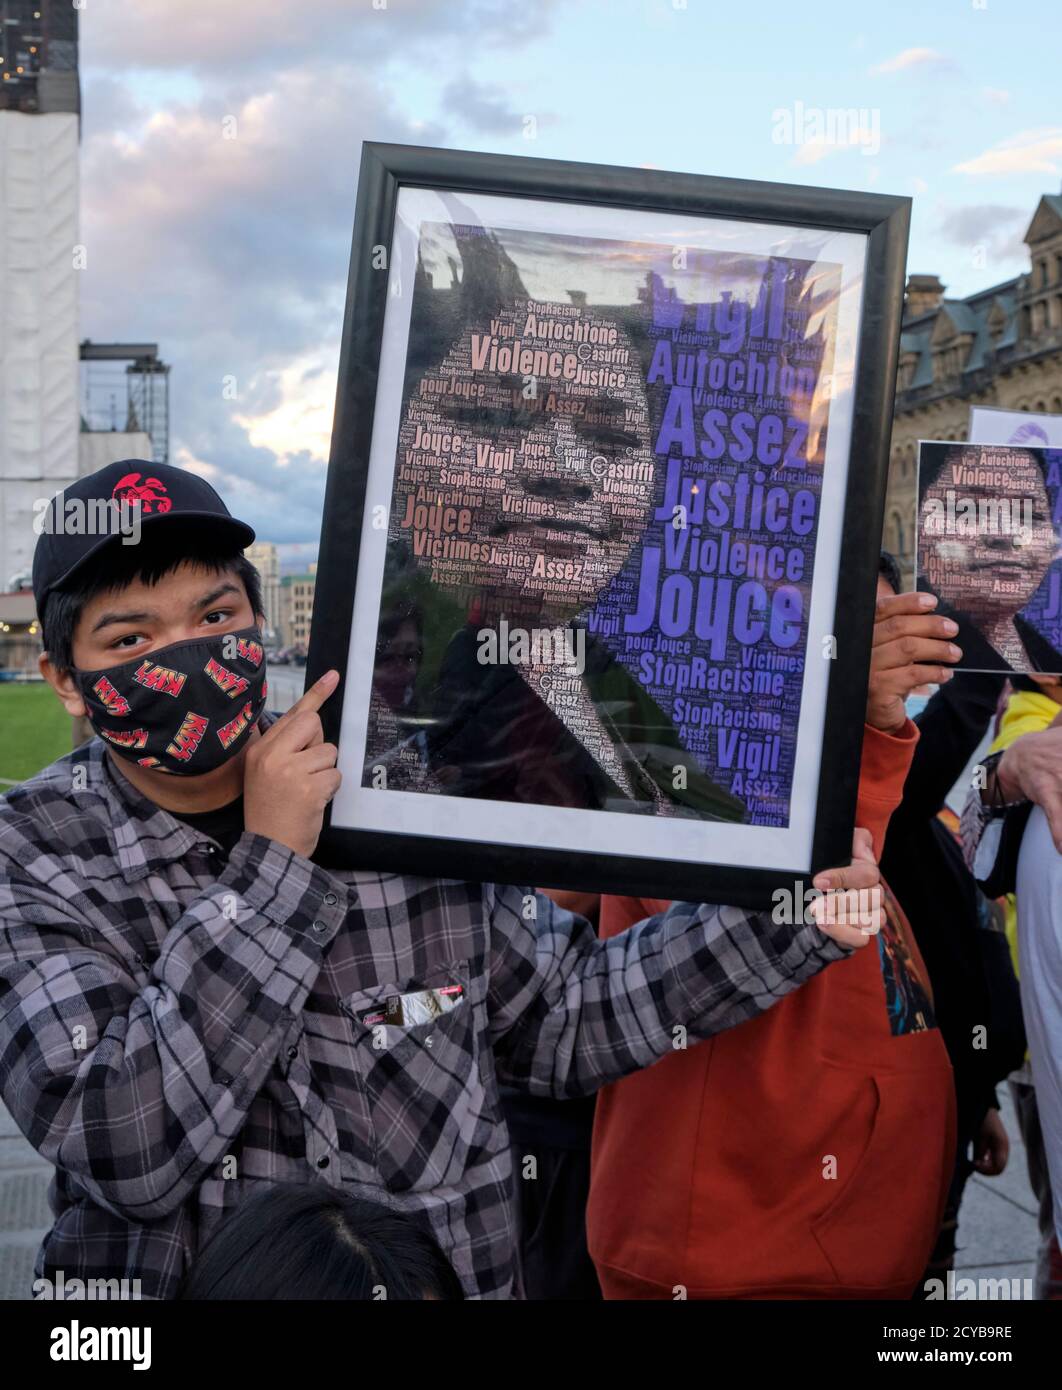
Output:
[306, 141, 910, 908]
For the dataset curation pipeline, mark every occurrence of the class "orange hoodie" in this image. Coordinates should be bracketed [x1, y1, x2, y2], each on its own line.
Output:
[587, 721, 956, 1299]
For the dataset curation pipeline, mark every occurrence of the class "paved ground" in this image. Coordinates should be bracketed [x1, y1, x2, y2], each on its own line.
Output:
[0, 1087, 1041, 1300]
[0, 1098, 52, 1300]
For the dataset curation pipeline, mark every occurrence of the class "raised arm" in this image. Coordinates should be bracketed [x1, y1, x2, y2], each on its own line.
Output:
[485, 836, 880, 1099]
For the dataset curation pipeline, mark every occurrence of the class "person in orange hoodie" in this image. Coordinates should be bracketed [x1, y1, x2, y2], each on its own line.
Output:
[585, 572, 959, 1299]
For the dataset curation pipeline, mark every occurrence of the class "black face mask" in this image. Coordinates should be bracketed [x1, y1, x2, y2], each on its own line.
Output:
[75, 625, 268, 776]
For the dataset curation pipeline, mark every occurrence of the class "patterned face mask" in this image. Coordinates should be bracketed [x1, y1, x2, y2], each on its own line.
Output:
[75, 625, 268, 776]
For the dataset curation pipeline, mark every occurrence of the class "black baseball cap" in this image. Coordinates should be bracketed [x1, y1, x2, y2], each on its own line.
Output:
[32, 460, 256, 613]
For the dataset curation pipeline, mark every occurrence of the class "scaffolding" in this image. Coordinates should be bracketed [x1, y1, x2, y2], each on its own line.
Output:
[80, 342, 171, 464]
[0, 0, 79, 115]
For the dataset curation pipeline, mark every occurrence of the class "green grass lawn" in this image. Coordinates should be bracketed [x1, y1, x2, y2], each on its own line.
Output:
[0, 684, 73, 788]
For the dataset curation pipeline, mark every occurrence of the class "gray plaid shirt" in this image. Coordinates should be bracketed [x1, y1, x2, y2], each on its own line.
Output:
[0, 723, 847, 1299]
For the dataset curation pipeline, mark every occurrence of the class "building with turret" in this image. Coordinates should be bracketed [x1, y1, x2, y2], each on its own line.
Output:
[884, 190, 1062, 579]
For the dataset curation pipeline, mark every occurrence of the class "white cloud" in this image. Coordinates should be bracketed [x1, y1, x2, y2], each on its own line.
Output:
[953, 127, 1062, 176]
[790, 139, 838, 166]
[790, 128, 879, 166]
[81, 0, 556, 74]
[233, 355, 338, 471]
[871, 47, 947, 75]
[937, 202, 1027, 270]
[77, 62, 441, 544]
[172, 447, 221, 481]
[74, 1, 563, 548]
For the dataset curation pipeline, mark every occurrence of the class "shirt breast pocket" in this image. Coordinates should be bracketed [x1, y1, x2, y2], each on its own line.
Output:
[341, 961, 495, 1193]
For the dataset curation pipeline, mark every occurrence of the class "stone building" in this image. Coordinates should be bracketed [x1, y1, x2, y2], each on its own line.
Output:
[280, 566, 316, 652]
[245, 541, 282, 646]
[883, 189, 1062, 581]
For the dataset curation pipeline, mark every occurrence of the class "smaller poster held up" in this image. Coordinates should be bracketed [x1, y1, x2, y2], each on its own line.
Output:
[916, 439, 1062, 675]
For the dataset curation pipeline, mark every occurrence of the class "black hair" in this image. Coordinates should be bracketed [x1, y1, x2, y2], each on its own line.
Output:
[878, 548, 902, 596]
[39, 525, 263, 673]
[179, 1184, 465, 1301]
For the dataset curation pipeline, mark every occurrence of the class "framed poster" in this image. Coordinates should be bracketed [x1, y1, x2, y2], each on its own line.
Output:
[915, 440, 1062, 675]
[307, 143, 910, 907]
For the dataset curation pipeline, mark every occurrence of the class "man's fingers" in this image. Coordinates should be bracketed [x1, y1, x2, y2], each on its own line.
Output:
[298, 742, 339, 774]
[851, 827, 875, 862]
[810, 833, 884, 941]
[263, 670, 340, 749]
[871, 636, 962, 670]
[872, 612, 957, 647]
[266, 709, 323, 752]
[892, 664, 956, 688]
[312, 768, 343, 803]
[816, 895, 883, 933]
[810, 888, 884, 945]
[874, 591, 938, 619]
[818, 927, 870, 949]
[277, 670, 340, 726]
[813, 859, 878, 893]
[868, 666, 956, 707]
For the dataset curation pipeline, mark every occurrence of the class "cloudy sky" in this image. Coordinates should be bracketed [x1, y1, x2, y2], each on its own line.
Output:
[79, 0, 1061, 568]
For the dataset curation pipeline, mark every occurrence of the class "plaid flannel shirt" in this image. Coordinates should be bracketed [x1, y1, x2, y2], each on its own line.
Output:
[0, 722, 848, 1299]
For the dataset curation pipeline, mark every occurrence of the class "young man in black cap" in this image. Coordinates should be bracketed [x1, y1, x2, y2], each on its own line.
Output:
[0, 459, 882, 1300]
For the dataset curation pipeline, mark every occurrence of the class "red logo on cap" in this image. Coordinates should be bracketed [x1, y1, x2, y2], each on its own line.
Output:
[111, 472, 172, 515]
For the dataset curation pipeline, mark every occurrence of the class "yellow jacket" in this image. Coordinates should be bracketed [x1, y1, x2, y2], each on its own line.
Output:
[987, 689, 1062, 978]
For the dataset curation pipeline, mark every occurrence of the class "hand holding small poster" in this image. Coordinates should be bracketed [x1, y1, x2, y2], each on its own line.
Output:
[916, 440, 1062, 675]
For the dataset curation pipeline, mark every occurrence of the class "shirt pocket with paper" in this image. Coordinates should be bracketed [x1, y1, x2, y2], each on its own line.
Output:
[340, 960, 498, 1193]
